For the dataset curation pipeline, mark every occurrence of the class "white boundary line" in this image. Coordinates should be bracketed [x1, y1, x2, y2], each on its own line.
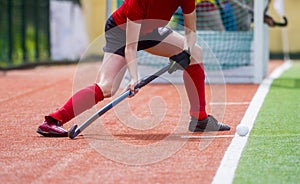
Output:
[212, 61, 292, 184]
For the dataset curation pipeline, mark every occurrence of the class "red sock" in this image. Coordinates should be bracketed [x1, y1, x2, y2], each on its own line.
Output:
[183, 64, 208, 120]
[49, 84, 104, 124]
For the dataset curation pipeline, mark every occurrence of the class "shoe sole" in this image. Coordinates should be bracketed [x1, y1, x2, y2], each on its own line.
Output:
[189, 124, 231, 132]
[189, 127, 230, 132]
[36, 128, 68, 137]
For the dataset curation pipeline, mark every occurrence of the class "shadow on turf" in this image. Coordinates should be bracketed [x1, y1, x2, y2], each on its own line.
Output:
[84, 133, 181, 141]
[82, 132, 226, 143]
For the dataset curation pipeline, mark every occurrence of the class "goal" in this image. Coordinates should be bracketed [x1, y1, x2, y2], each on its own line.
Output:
[108, 0, 270, 84]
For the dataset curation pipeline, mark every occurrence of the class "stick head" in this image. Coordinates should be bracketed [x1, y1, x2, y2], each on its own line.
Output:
[68, 124, 78, 139]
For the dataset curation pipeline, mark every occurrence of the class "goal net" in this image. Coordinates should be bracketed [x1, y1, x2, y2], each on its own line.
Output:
[114, 0, 269, 84]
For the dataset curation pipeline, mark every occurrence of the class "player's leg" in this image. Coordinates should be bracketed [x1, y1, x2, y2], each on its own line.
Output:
[144, 31, 201, 64]
[145, 31, 207, 118]
[37, 14, 129, 137]
[37, 53, 127, 137]
[145, 31, 230, 132]
[97, 53, 127, 98]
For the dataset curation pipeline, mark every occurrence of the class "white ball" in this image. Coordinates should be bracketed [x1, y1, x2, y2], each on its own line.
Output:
[236, 124, 249, 136]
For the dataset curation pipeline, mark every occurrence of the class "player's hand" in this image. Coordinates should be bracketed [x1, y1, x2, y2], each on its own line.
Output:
[127, 79, 139, 97]
[264, 14, 275, 27]
[168, 49, 191, 74]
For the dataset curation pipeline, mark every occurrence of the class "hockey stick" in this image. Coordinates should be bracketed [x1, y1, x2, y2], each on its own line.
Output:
[263, 15, 288, 27]
[68, 64, 171, 139]
[272, 16, 288, 27]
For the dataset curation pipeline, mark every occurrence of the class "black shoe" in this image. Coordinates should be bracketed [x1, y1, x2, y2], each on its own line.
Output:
[188, 115, 230, 132]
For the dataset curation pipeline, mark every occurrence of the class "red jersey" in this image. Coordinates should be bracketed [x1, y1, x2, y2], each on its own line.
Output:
[112, 0, 195, 35]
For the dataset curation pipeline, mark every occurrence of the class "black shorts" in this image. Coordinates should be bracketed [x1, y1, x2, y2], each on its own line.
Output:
[103, 16, 173, 57]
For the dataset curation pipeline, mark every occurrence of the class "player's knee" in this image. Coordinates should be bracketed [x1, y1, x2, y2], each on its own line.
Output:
[190, 46, 203, 64]
[97, 82, 117, 98]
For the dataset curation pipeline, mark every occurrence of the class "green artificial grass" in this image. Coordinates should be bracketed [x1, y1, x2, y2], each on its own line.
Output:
[234, 62, 300, 184]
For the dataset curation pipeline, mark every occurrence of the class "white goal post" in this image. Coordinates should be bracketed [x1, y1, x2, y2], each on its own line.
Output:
[253, 0, 269, 83]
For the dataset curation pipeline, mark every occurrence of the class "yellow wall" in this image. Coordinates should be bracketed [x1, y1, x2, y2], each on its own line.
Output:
[81, 0, 116, 42]
[268, 0, 300, 54]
